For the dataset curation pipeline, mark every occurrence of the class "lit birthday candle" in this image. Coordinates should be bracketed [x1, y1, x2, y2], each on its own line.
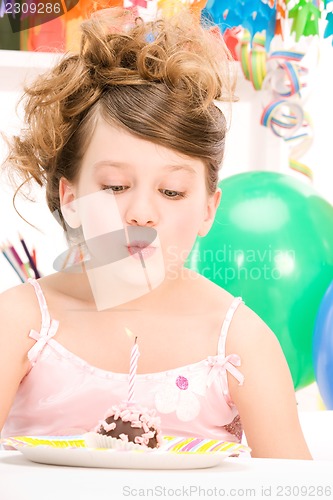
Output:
[125, 328, 140, 404]
[92, 328, 162, 449]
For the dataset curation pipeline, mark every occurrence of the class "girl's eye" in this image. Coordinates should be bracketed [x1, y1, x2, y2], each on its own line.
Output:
[160, 189, 186, 199]
[102, 185, 127, 193]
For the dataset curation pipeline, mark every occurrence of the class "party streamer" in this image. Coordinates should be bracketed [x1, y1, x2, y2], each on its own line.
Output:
[240, 30, 267, 90]
[260, 48, 314, 180]
[1, 1, 333, 51]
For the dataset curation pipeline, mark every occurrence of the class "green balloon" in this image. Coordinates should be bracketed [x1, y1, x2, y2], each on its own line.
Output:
[187, 171, 333, 389]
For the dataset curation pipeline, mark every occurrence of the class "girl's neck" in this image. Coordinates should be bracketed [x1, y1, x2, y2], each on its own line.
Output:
[49, 267, 200, 314]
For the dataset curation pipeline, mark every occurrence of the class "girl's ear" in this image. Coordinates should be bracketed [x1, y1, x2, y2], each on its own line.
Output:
[59, 177, 81, 229]
[198, 188, 221, 237]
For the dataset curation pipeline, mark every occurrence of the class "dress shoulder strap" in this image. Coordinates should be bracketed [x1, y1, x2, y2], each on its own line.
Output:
[28, 278, 52, 331]
[27, 278, 59, 366]
[217, 296, 243, 357]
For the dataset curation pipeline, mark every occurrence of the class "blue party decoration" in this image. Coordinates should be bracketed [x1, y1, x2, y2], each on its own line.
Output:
[324, 12, 333, 43]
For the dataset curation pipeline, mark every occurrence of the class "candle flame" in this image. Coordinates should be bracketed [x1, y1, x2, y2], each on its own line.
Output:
[125, 327, 134, 340]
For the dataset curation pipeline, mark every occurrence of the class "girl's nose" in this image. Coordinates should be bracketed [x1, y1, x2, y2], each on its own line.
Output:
[124, 194, 158, 227]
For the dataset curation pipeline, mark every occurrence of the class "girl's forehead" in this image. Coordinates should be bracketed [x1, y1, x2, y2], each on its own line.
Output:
[80, 119, 206, 175]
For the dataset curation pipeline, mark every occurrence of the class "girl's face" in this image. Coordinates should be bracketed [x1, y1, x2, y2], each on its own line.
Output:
[60, 118, 220, 297]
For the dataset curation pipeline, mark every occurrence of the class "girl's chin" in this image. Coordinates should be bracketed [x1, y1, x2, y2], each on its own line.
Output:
[85, 260, 165, 299]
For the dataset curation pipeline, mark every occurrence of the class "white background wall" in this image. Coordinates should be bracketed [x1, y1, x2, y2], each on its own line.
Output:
[0, 37, 332, 292]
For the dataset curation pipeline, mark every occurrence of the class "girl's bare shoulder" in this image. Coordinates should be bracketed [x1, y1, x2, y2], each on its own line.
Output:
[0, 281, 45, 383]
[227, 299, 278, 353]
[0, 281, 43, 337]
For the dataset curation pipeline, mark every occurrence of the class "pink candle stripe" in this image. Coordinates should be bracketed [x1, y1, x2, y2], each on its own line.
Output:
[128, 337, 140, 403]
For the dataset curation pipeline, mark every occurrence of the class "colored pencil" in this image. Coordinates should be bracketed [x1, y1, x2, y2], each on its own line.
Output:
[18, 234, 41, 279]
[0, 245, 25, 282]
[32, 248, 37, 267]
[7, 240, 30, 279]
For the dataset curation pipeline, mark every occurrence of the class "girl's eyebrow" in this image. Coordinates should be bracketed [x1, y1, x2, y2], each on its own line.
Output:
[165, 164, 197, 175]
[93, 160, 197, 175]
[93, 161, 128, 169]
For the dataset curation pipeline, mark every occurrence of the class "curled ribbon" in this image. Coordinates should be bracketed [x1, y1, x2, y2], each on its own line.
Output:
[240, 30, 267, 90]
[260, 50, 314, 180]
[206, 354, 244, 388]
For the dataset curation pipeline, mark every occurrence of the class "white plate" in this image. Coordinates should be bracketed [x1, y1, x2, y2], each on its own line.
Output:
[4, 435, 250, 470]
[19, 446, 229, 469]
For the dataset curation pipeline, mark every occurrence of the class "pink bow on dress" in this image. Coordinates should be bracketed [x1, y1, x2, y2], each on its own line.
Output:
[28, 319, 59, 366]
[206, 354, 244, 388]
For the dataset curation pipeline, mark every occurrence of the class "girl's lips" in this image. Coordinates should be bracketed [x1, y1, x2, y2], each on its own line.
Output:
[127, 241, 157, 260]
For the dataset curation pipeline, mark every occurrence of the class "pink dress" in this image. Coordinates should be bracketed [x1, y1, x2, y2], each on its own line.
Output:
[2, 279, 244, 442]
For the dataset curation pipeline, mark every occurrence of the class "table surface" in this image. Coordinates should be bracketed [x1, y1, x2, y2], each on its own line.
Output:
[1, 450, 332, 500]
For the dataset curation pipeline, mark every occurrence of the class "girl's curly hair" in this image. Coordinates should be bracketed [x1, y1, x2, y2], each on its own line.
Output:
[5, 7, 236, 229]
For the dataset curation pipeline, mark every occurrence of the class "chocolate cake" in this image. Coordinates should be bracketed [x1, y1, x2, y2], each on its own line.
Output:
[96, 403, 163, 448]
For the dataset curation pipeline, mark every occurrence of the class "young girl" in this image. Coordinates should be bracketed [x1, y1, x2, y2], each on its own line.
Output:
[0, 8, 311, 459]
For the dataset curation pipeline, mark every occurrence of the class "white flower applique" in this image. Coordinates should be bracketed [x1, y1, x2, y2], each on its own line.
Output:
[154, 372, 207, 422]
